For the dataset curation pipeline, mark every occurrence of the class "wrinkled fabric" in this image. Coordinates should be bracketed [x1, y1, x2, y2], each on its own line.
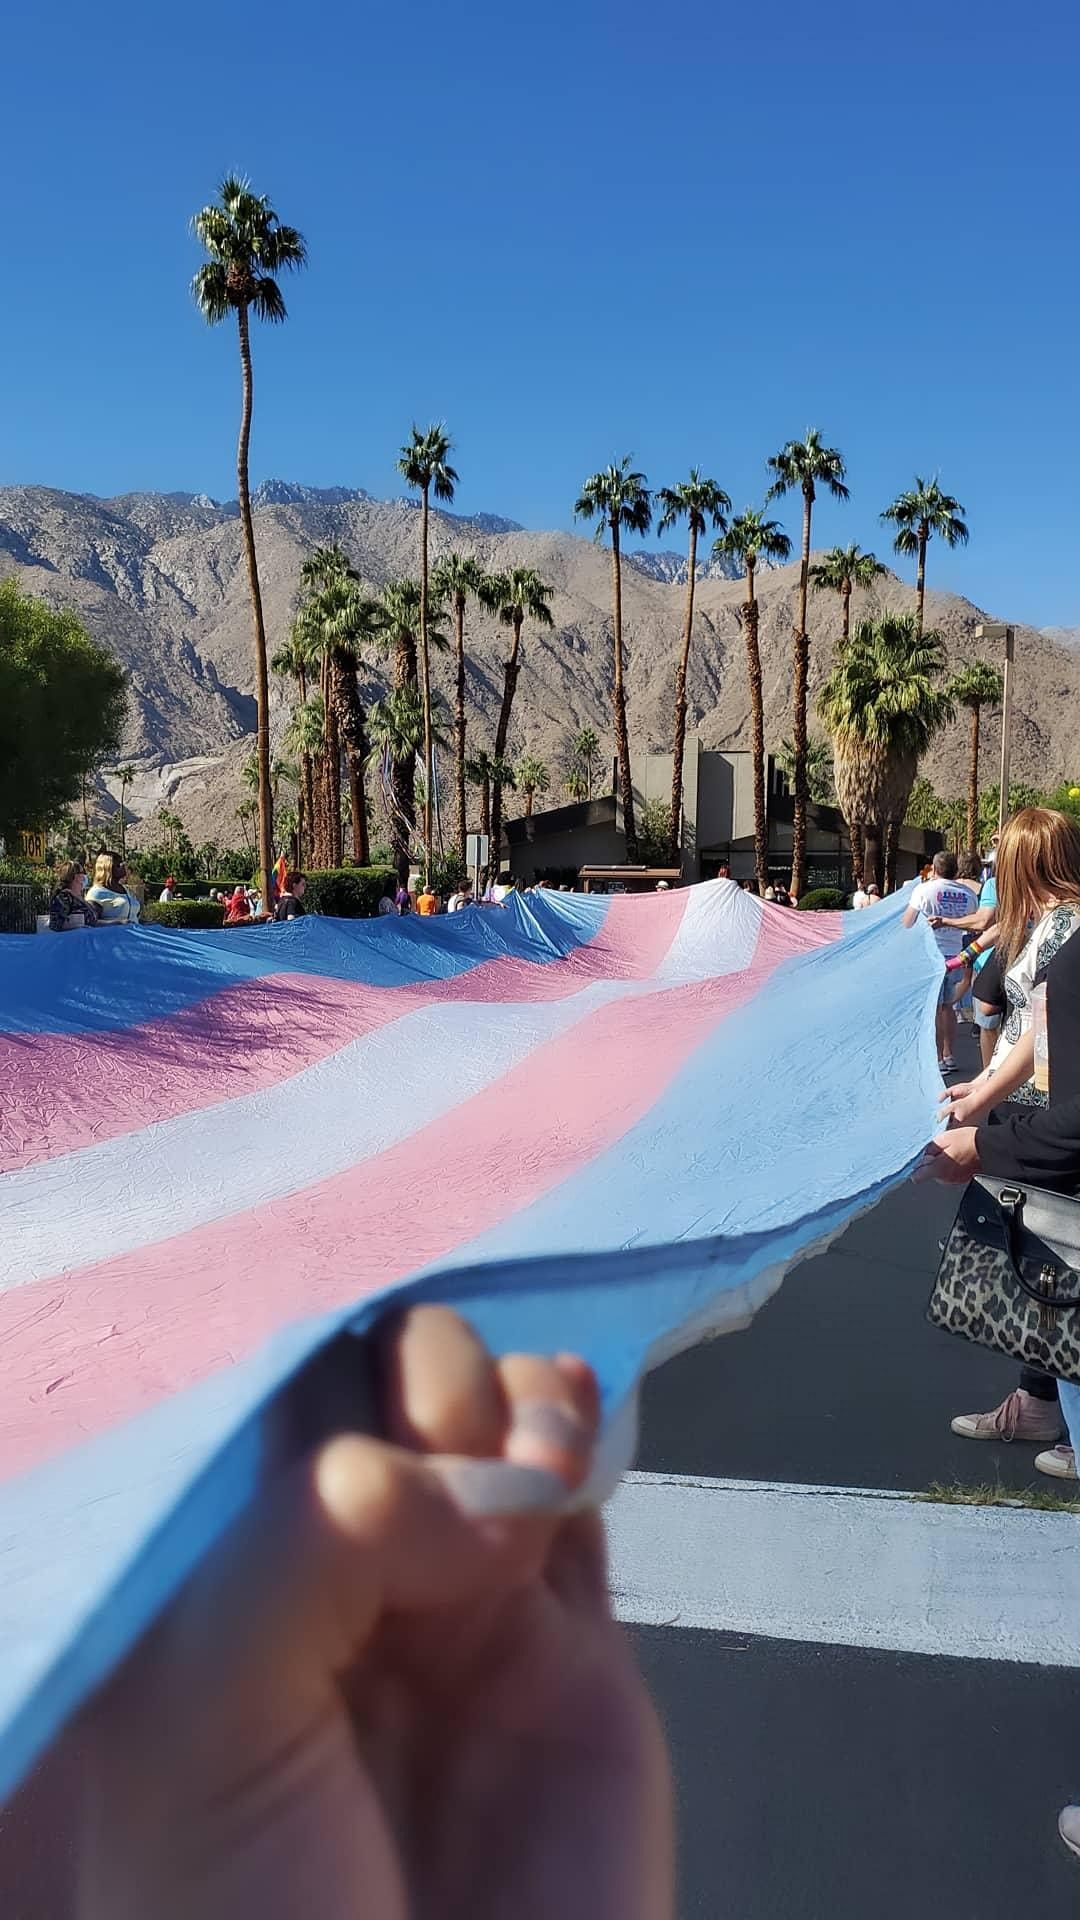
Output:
[0, 880, 941, 1797]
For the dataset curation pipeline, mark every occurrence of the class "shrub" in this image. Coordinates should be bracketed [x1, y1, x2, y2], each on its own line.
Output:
[141, 900, 226, 929]
[796, 887, 847, 912]
[426, 851, 469, 896]
[302, 866, 396, 918]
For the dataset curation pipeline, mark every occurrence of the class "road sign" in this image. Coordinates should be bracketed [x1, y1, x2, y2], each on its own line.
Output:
[466, 833, 489, 869]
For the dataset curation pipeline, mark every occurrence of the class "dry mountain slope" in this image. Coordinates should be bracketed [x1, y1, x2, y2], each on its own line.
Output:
[1, 483, 1077, 841]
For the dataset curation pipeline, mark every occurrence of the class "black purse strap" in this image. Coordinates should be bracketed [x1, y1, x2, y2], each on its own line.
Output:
[996, 1187, 1080, 1310]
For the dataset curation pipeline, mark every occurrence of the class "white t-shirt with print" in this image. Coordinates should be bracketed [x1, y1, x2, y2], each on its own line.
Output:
[907, 878, 979, 959]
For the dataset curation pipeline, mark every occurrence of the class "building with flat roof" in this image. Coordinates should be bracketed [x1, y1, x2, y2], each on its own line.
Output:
[502, 741, 939, 890]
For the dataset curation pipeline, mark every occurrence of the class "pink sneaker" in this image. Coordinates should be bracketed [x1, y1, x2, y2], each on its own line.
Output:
[951, 1389, 1063, 1444]
[1035, 1444, 1077, 1480]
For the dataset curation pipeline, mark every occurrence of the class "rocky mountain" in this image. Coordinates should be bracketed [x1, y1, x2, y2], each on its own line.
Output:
[626, 548, 742, 586]
[1, 482, 1077, 844]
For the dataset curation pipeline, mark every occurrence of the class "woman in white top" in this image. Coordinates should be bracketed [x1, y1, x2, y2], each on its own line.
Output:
[981, 809, 1080, 1108]
[85, 851, 142, 925]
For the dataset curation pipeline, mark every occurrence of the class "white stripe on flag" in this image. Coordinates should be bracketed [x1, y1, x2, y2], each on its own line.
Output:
[1, 894, 760, 1291]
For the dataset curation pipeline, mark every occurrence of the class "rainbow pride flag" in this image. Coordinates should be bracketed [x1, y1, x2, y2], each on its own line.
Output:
[0, 880, 941, 1796]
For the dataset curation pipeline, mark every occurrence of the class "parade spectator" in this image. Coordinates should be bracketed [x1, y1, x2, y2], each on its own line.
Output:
[85, 852, 141, 925]
[47, 860, 99, 932]
[416, 880, 439, 916]
[902, 850, 980, 1073]
[225, 886, 251, 925]
[924, 810, 1080, 1467]
[377, 884, 397, 916]
[274, 873, 307, 921]
[867, 883, 881, 903]
[852, 881, 871, 909]
[158, 877, 177, 904]
[935, 849, 1002, 1067]
[395, 881, 411, 914]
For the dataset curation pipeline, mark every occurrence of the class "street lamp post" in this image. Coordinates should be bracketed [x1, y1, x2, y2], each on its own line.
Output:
[975, 621, 1015, 834]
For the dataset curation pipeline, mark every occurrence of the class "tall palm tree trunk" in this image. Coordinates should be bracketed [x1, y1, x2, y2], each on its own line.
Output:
[743, 561, 769, 893]
[966, 702, 981, 854]
[331, 653, 370, 866]
[841, 582, 851, 645]
[609, 518, 638, 859]
[235, 303, 274, 918]
[668, 522, 698, 859]
[320, 654, 343, 868]
[790, 490, 813, 896]
[489, 617, 522, 878]
[884, 821, 900, 893]
[849, 821, 864, 887]
[418, 485, 434, 880]
[525, 789, 535, 818]
[915, 525, 928, 636]
[863, 821, 883, 891]
[299, 753, 314, 864]
[454, 591, 467, 857]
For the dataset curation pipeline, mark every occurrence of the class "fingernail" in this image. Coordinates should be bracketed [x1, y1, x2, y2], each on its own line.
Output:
[505, 1399, 590, 1478]
[432, 1456, 566, 1517]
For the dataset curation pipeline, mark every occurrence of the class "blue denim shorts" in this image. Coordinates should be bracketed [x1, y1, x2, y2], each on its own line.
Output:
[973, 1002, 1002, 1031]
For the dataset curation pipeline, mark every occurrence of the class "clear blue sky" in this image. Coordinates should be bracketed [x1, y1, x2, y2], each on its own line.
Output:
[4, 0, 1078, 623]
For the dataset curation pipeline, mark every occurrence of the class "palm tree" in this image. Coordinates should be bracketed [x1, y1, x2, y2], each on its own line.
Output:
[574, 458, 652, 859]
[516, 754, 550, 817]
[949, 660, 1004, 853]
[485, 568, 554, 870]
[368, 687, 425, 877]
[433, 552, 490, 857]
[714, 509, 792, 893]
[112, 763, 137, 860]
[819, 613, 954, 889]
[881, 477, 969, 635]
[765, 429, 848, 896]
[656, 471, 731, 858]
[809, 544, 886, 645]
[284, 695, 323, 864]
[398, 425, 458, 880]
[564, 763, 590, 802]
[371, 580, 449, 878]
[571, 727, 602, 799]
[191, 175, 306, 921]
[777, 737, 834, 803]
[466, 751, 516, 844]
[294, 549, 377, 867]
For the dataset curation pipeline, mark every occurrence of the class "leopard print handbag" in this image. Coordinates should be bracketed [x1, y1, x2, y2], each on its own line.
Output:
[928, 1175, 1080, 1382]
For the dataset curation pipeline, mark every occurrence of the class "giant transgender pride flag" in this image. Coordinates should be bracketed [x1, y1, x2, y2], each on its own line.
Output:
[0, 879, 942, 1798]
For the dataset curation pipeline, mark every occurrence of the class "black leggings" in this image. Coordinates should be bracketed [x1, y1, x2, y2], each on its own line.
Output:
[1020, 1366, 1060, 1403]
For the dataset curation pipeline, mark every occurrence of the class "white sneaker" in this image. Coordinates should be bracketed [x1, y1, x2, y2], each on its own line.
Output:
[1035, 1444, 1077, 1480]
[1059, 1805, 1080, 1859]
[940, 1055, 957, 1074]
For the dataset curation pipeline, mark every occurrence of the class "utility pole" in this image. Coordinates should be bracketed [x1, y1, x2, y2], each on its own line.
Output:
[975, 622, 1015, 833]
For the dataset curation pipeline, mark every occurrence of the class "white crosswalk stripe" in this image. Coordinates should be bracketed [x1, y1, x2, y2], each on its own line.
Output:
[607, 1471, 1080, 1667]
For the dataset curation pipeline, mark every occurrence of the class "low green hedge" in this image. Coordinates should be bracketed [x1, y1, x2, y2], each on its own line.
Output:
[142, 900, 226, 929]
[303, 866, 396, 917]
[797, 887, 848, 912]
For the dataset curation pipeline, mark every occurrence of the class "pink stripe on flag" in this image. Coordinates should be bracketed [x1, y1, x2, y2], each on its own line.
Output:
[0, 906, 838, 1482]
[0, 894, 689, 1174]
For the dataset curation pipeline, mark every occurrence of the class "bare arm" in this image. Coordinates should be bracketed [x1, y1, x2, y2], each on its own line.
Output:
[933, 905, 995, 933]
[940, 1030, 1035, 1127]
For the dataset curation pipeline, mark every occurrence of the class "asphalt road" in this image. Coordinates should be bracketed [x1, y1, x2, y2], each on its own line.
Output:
[629, 1014, 1080, 1917]
[633, 1628, 1080, 1920]
[639, 1013, 1058, 1496]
